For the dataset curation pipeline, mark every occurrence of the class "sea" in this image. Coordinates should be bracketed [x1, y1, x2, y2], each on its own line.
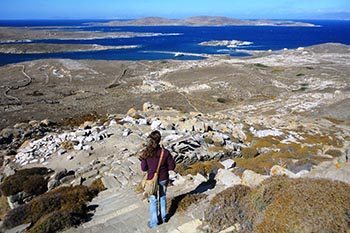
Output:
[0, 20, 350, 66]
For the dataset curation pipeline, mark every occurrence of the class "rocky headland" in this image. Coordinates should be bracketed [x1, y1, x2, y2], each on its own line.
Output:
[0, 44, 140, 54]
[0, 43, 349, 233]
[0, 27, 181, 43]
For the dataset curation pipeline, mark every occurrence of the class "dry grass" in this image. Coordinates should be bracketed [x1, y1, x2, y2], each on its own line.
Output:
[90, 178, 106, 193]
[205, 185, 252, 232]
[255, 178, 350, 233]
[235, 155, 276, 175]
[301, 133, 343, 148]
[236, 140, 332, 174]
[207, 146, 229, 153]
[168, 192, 207, 219]
[325, 149, 343, 157]
[251, 136, 280, 148]
[241, 147, 259, 159]
[0, 195, 10, 221]
[169, 193, 207, 213]
[62, 112, 100, 127]
[60, 140, 74, 150]
[205, 176, 350, 233]
[175, 160, 223, 176]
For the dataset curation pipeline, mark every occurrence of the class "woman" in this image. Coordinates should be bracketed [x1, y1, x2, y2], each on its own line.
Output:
[140, 130, 176, 228]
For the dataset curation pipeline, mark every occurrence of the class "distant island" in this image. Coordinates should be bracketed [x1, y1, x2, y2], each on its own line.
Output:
[89, 16, 317, 27]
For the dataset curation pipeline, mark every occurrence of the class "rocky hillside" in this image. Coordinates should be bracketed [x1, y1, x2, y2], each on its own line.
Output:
[0, 101, 349, 233]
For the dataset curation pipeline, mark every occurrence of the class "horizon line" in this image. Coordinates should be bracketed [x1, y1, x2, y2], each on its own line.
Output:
[0, 17, 349, 21]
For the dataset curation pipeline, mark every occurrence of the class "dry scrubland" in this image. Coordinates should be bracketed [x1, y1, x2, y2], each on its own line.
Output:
[0, 43, 349, 233]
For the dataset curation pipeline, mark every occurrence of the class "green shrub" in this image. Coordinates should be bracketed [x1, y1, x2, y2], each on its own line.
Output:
[22, 175, 47, 196]
[254, 63, 269, 68]
[16, 167, 50, 176]
[27, 210, 80, 233]
[3, 185, 99, 232]
[0, 168, 49, 196]
[217, 98, 227, 104]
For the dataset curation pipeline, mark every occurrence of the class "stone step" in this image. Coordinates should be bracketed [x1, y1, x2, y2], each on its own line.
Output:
[93, 197, 142, 218]
[101, 176, 121, 190]
[91, 189, 133, 206]
[83, 203, 142, 228]
[115, 174, 129, 186]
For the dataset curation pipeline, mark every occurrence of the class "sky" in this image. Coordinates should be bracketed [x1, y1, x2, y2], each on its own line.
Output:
[1, 0, 350, 20]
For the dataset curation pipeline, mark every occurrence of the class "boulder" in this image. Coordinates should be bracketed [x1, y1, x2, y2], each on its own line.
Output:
[28, 120, 39, 126]
[270, 165, 297, 178]
[122, 128, 132, 137]
[40, 119, 55, 127]
[216, 168, 241, 187]
[177, 119, 203, 132]
[191, 173, 207, 185]
[305, 161, 350, 184]
[73, 144, 83, 151]
[143, 102, 161, 112]
[211, 132, 229, 146]
[241, 170, 269, 187]
[4, 165, 15, 177]
[79, 121, 93, 129]
[151, 119, 164, 130]
[230, 123, 246, 141]
[83, 145, 93, 151]
[137, 118, 148, 125]
[47, 179, 60, 191]
[220, 159, 236, 170]
[127, 107, 137, 115]
[169, 171, 186, 186]
[53, 169, 68, 181]
[14, 123, 29, 129]
[109, 119, 117, 126]
[60, 174, 75, 184]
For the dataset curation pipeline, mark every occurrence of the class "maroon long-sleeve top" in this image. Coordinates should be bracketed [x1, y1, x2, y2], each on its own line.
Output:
[141, 147, 176, 181]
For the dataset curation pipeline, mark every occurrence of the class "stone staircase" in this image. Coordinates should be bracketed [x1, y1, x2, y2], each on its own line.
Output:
[64, 178, 204, 233]
[63, 153, 206, 233]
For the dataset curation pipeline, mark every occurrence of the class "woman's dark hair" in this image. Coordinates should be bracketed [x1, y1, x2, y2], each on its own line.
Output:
[140, 130, 161, 159]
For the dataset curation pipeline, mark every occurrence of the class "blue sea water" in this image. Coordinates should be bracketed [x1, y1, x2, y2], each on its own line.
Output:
[0, 20, 349, 66]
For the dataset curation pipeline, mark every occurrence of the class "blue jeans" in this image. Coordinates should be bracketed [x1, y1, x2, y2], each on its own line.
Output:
[149, 180, 168, 228]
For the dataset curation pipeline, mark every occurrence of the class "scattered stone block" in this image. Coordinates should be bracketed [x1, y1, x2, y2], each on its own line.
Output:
[241, 170, 269, 187]
[220, 159, 236, 170]
[270, 165, 297, 178]
[216, 168, 241, 187]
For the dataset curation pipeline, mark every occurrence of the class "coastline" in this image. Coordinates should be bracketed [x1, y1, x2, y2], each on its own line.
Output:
[0, 44, 141, 54]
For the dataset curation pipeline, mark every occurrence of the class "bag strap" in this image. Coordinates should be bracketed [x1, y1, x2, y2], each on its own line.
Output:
[155, 148, 164, 175]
